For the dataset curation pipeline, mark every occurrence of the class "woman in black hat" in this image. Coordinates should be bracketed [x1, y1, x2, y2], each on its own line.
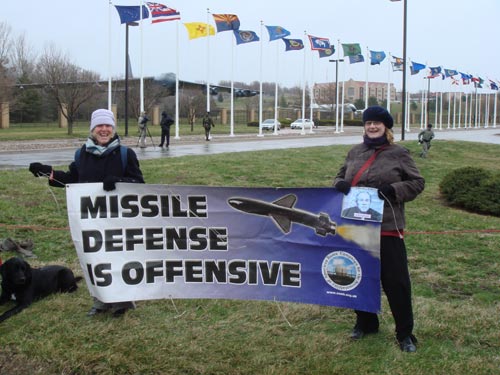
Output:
[333, 105, 425, 352]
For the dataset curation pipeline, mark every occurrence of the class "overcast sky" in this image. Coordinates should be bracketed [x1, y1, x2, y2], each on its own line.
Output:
[3, 0, 499, 93]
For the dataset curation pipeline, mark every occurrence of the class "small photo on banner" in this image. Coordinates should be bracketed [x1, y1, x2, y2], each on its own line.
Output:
[341, 187, 383, 223]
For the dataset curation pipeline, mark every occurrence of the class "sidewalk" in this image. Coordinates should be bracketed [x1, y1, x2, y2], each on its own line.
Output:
[0, 126, 361, 153]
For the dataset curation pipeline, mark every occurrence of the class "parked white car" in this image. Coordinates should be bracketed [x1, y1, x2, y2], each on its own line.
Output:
[260, 119, 281, 131]
[290, 118, 315, 129]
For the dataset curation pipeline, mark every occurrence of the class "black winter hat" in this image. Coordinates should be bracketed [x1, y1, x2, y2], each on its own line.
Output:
[362, 106, 394, 129]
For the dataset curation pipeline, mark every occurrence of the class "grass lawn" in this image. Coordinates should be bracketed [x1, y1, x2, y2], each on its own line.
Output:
[0, 137, 499, 374]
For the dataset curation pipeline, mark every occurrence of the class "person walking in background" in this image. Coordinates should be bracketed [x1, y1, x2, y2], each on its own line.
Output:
[28, 108, 145, 318]
[138, 111, 149, 148]
[418, 123, 435, 158]
[202, 112, 214, 141]
[333, 105, 425, 353]
[159, 111, 174, 148]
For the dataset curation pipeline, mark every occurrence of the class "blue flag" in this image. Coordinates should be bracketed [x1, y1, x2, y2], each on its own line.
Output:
[349, 54, 364, 64]
[114, 5, 149, 24]
[233, 30, 260, 45]
[318, 45, 335, 58]
[265, 25, 291, 41]
[410, 61, 426, 75]
[308, 35, 330, 50]
[282, 38, 304, 51]
[428, 66, 442, 78]
[444, 69, 458, 78]
[369, 50, 386, 65]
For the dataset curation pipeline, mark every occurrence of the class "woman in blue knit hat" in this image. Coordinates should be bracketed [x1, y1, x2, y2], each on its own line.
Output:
[333, 106, 425, 352]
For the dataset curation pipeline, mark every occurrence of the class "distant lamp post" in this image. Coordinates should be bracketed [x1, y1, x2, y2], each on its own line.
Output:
[391, 0, 407, 140]
[124, 21, 138, 137]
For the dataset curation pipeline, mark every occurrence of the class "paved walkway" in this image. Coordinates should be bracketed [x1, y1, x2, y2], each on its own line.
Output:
[0, 126, 499, 170]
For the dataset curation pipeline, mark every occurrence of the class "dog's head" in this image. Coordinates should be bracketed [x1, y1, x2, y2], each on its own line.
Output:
[0, 257, 32, 287]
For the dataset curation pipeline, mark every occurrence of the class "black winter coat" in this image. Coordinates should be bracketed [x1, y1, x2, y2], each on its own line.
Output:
[50, 141, 144, 188]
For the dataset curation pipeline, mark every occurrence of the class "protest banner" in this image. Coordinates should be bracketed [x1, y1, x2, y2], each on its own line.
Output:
[66, 183, 382, 313]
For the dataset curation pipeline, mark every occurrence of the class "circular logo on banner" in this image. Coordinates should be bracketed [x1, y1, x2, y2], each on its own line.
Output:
[322, 251, 362, 291]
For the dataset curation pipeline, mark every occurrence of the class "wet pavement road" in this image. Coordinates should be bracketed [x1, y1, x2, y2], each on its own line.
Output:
[0, 126, 499, 170]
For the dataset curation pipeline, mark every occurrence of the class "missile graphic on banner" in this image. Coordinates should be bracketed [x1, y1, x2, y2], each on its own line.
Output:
[227, 194, 336, 236]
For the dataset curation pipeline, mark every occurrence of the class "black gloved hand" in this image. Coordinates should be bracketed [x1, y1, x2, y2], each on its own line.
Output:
[334, 180, 351, 195]
[103, 176, 121, 191]
[29, 162, 52, 177]
[378, 184, 396, 201]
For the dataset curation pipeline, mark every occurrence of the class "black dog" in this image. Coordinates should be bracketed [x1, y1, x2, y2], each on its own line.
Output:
[0, 257, 82, 323]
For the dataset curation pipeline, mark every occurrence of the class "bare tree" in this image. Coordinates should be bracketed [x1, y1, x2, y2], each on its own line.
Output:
[0, 22, 14, 104]
[10, 33, 36, 81]
[36, 44, 101, 134]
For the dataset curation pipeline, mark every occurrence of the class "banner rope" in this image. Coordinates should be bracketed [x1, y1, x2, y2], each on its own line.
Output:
[1, 222, 498, 235]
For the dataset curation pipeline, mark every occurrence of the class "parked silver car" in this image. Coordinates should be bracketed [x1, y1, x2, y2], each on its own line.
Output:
[260, 119, 281, 131]
[290, 118, 315, 129]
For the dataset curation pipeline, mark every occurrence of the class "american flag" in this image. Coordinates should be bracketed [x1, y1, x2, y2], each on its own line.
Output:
[146, 2, 180, 23]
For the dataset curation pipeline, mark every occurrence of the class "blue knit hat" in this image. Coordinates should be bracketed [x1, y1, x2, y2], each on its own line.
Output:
[362, 106, 393, 129]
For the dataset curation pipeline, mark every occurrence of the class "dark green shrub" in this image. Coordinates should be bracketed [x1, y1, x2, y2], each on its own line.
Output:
[439, 167, 500, 216]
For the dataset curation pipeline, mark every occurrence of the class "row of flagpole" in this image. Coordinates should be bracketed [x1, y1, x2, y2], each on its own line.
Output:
[108, 2, 498, 138]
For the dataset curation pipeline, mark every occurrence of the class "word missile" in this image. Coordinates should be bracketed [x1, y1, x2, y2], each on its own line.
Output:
[228, 194, 336, 236]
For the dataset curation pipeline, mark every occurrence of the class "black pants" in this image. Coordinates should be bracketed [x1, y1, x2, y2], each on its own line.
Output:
[159, 128, 170, 146]
[354, 236, 414, 341]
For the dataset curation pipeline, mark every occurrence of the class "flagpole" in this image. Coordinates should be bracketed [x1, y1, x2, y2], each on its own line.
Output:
[447, 92, 451, 129]
[464, 92, 469, 129]
[309, 48, 314, 134]
[230, 36, 235, 137]
[387, 52, 391, 112]
[175, 19, 180, 139]
[365, 46, 369, 109]
[458, 89, 462, 128]
[335, 39, 340, 134]
[420, 78, 425, 129]
[300, 30, 307, 136]
[340, 62, 345, 132]
[401, 0, 407, 140]
[258, 21, 264, 137]
[140, 1, 144, 113]
[206, 8, 210, 112]
[274, 40, 279, 136]
[108, 0, 112, 111]
[493, 91, 497, 128]
[452, 92, 457, 129]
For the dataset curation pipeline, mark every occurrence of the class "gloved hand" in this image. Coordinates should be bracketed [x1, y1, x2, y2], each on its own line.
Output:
[378, 184, 396, 201]
[334, 180, 351, 195]
[103, 176, 121, 191]
[29, 162, 52, 177]
[418, 140, 423, 144]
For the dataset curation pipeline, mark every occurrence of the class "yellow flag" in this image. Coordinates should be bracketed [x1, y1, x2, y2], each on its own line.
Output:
[183, 22, 215, 40]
